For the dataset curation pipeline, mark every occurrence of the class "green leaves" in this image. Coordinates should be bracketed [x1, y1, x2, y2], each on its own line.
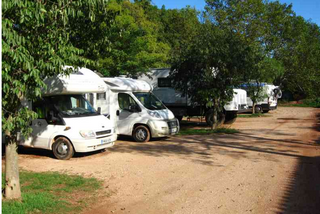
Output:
[2, 0, 106, 139]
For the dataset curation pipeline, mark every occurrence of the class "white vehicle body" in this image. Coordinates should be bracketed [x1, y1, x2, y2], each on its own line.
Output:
[19, 67, 117, 159]
[244, 83, 282, 113]
[138, 68, 248, 123]
[88, 77, 179, 142]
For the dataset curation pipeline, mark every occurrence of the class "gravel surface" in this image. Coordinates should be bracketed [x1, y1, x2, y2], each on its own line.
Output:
[16, 107, 320, 214]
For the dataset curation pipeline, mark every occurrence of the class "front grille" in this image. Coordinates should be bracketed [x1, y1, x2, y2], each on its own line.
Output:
[168, 121, 177, 128]
[96, 130, 111, 136]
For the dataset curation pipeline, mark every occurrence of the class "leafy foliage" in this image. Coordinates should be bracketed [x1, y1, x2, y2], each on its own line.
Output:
[70, 0, 170, 77]
[2, 0, 103, 138]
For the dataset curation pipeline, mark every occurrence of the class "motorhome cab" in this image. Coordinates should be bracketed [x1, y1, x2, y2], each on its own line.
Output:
[89, 77, 180, 142]
[19, 67, 117, 160]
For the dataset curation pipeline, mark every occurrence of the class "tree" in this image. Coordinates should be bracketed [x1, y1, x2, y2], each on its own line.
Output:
[205, 0, 320, 101]
[2, 0, 105, 200]
[70, 0, 170, 77]
[171, 19, 260, 128]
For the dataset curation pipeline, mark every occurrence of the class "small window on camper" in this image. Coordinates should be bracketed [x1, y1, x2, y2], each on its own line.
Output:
[158, 78, 172, 87]
[97, 93, 106, 100]
[118, 93, 137, 111]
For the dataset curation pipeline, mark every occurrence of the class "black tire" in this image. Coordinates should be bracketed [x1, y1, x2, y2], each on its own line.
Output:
[133, 125, 150, 142]
[224, 112, 237, 124]
[205, 109, 225, 127]
[254, 105, 262, 113]
[52, 137, 74, 160]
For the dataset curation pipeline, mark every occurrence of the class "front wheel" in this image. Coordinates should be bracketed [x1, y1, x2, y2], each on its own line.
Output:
[52, 137, 74, 160]
[205, 109, 225, 127]
[133, 125, 150, 142]
[254, 105, 262, 113]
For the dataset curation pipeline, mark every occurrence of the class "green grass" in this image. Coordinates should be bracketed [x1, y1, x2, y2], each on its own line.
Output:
[2, 171, 102, 214]
[237, 113, 270, 118]
[178, 127, 239, 135]
[279, 98, 320, 108]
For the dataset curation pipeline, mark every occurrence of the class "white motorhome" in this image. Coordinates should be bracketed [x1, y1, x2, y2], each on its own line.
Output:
[88, 77, 180, 142]
[19, 67, 117, 160]
[242, 83, 282, 113]
[138, 68, 249, 125]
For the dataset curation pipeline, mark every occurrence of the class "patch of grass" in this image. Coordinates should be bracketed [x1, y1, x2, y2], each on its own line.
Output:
[178, 127, 239, 135]
[279, 98, 320, 108]
[2, 171, 102, 214]
[237, 113, 270, 118]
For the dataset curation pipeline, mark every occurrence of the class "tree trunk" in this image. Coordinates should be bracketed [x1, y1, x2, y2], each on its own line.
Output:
[5, 135, 21, 200]
[252, 102, 256, 114]
[211, 99, 219, 130]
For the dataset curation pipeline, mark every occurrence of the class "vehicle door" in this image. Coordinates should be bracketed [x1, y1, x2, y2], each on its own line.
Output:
[27, 99, 65, 149]
[117, 93, 141, 135]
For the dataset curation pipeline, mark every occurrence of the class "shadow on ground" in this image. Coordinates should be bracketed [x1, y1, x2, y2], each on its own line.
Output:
[275, 111, 320, 213]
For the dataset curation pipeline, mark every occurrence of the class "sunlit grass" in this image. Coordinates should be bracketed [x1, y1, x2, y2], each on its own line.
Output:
[2, 171, 102, 214]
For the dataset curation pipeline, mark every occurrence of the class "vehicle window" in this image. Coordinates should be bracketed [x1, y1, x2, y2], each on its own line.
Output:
[133, 92, 166, 110]
[118, 93, 137, 111]
[97, 93, 106, 100]
[32, 99, 48, 119]
[45, 95, 98, 117]
[32, 99, 63, 124]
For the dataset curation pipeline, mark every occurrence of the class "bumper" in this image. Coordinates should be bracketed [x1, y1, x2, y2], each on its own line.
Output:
[72, 134, 117, 153]
[261, 104, 270, 111]
[148, 119, 180, 138]
[269, 105, 277, 110]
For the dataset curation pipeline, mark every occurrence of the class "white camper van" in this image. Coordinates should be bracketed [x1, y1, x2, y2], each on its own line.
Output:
[19, 67, 117, 160]
[138, 68, 248, 125]
[89, 77, 179, 142]
[243, 83, 282, 113]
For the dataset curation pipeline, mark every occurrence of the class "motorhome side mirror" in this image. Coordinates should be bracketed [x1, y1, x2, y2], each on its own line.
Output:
[49, 110, 61, 125]
[97, 107, 101, 114]
[128, 104, 140, 113]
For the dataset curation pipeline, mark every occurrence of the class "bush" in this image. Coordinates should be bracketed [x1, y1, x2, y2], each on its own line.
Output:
[302, 98, 320, 108]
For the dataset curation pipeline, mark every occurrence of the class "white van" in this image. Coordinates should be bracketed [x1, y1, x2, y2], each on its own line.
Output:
[19, 67, 117, 160]
[138, 68, 249, 125]
[243, 83, 282, 113]
[88, 77, 179, 142]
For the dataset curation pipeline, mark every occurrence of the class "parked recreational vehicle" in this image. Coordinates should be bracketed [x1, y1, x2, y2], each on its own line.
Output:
[19, 67, 117, 160]
[138, 68, 249, 125]
[89, 77, 180, 142]
[242, 83, 282, 113]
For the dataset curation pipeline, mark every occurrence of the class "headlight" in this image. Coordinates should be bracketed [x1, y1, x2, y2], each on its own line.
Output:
[79, 130, 96, 138]
[148, 110, 161, 118]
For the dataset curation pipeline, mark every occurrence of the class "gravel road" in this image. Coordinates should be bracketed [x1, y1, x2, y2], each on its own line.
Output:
[17, 107, 320, 214]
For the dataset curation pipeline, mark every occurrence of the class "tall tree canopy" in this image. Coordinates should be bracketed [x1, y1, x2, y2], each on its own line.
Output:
[70, 0, 170, 77]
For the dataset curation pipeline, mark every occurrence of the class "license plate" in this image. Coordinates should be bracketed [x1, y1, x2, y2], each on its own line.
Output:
[101, 138, 112, 145]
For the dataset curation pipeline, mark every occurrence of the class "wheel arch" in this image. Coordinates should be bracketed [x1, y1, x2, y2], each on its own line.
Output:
[132, 123, 152, 138]
[51, 135, 74, 151]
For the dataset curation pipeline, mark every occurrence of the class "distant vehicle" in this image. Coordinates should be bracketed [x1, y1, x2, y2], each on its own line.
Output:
[241, 83, 282, 113]
[138, 68, 249, 126]
[88, 77, 180, 142]
[19, 67, 117, 160]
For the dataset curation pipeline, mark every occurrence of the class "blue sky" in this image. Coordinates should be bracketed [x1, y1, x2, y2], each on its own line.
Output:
[152, 0, 320, 26]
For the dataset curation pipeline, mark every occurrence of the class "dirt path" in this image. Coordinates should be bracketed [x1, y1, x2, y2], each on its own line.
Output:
[17, 107, 320, 214]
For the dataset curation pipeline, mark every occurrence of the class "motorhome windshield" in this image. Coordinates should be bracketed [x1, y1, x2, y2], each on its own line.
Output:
[133, 92, 166, 110]
[45, 95, 98, 117]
